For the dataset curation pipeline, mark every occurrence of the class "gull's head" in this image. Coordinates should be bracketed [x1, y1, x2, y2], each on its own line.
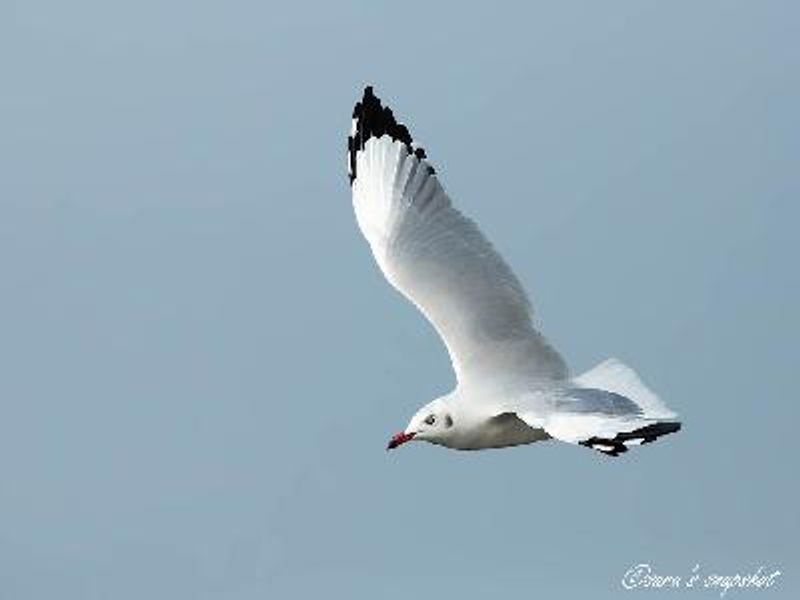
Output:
[387, 398, 454, 450]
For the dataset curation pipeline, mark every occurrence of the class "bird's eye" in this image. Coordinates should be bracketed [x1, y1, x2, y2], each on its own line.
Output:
[424, 414, 436, 425]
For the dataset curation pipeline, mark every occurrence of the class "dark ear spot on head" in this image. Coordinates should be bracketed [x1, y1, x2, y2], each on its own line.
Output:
[444, 414, 453, 428]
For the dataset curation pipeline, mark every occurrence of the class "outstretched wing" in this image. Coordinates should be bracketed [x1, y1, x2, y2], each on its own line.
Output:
[347, 87, 567, 386]
[517, 359, 680, 456]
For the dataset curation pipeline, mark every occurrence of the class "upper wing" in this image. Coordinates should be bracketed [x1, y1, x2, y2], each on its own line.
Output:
[347, 87, 567, 386]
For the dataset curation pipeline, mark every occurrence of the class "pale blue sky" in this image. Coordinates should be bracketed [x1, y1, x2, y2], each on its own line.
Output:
[1, 1, 798, 598]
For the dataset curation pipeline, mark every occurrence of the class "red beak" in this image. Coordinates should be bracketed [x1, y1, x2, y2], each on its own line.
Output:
[387, 431, 416, 450]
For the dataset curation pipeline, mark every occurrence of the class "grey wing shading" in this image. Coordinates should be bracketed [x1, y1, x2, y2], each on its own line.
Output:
[517, 359, 681, 456]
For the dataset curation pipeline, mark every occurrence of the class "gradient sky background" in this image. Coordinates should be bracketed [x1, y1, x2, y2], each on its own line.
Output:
[2, 1, 798, 598]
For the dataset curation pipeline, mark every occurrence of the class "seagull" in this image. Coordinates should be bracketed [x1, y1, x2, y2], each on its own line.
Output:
[347, 86, 681, 457]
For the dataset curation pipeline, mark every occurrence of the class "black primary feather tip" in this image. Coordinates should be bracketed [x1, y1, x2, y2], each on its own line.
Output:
[347, 86, 433, 186]
[580, 421, 682, 457]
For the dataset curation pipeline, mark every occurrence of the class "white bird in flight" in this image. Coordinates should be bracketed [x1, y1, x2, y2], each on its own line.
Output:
[347, 86, 680, 457]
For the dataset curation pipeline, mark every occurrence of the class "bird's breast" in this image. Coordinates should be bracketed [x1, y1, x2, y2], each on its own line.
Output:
[445, 412, 551, 451]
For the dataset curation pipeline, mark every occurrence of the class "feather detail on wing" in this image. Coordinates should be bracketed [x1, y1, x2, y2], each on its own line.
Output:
[517, 359, 680, 456]
[347, 87, 567, 385]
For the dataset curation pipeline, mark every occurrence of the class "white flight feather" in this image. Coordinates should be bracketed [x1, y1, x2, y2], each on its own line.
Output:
[352, 135, 568, 388]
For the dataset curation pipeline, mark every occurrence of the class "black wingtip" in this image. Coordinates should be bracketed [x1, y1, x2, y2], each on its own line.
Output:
[347, 86, 432, 186]
[580, 421, 682, 457]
